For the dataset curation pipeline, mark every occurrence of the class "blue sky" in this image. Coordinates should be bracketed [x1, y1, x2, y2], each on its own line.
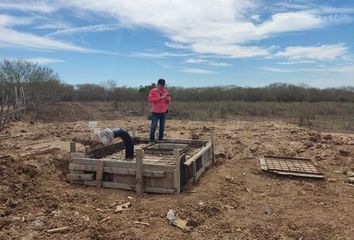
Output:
[0, 0, 354, 88]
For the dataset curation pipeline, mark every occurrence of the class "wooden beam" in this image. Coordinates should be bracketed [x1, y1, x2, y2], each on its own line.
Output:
[95, 160, 104, 188]
[70, 142, 76, 153]
[67, 173, 94, 181]
[184, 142, 212, 166]
[174, 149, 181, 193]
[145, 187, 174, 194]
[135, 149, 144, 195]
[71, 157, 175, 171]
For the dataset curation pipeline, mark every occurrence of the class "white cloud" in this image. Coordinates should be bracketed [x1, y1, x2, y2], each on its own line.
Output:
[0, 1, 56, 13]
[0, 27, 107, 53]
[185, 58, 231, 67]
[131, 51, 191, 59]
[46, 24, 119, 37]
[276, 44, 348, 61]
[258, 67, 293, 73]
[208, 61, 232, 67]
[25, 57, 64, 64]
[259, 64, 354, 74]
[0, 14, 34, 27]
[181, 68, 217, 74]
[185, 58, 207, 64]
[56, 0, 345, 58]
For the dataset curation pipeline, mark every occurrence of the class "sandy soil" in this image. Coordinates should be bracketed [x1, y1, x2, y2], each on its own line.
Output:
[0, 115, 353, 240]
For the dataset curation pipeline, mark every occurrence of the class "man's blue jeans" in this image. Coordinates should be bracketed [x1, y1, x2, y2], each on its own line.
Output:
[150, 112, 166, 142]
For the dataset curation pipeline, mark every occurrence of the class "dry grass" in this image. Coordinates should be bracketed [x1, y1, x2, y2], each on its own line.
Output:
[110, 101, 354, 133]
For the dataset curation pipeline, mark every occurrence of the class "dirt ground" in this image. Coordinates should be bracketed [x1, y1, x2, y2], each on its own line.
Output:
[1, 112, 354, 239]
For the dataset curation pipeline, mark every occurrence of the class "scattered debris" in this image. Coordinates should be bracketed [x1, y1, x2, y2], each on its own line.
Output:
[115, 202, 131, 213]
[134, 221, 150, 226]
[167, 209, 175, 221]
[259, 156, 324, 179]
[224, 175, 235, 181]
[99, 217, 110, 222]
[20, 148, 60, 157]
[172, 217, 191, 232]
[46, 226, 70, 234]
[327, 178, 337, 182]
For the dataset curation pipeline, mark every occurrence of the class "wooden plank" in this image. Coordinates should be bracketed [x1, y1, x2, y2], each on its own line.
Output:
[272, 170, 324, 179]
[210, 131, 215, 165]
[143, 170, 165, 178]
[69, 163, 96, 171]
[71, 157, 175, 171]
[70, 142, 76, 152]
[70, 180, 84, 185]
[174, 149, 181, 193]
[145, 187, 174, 194]
[104, 167, 136, 175]
[67, 173, 94, 181]
[135, 149, 144, 195]
[88, 142, 126, 158]
[70, 152, 85, 158]
[102, 181, 134, 190]
[195, 166, 206, 182]
[259, 157, 268, 170]
[103, 167, 165, 178]
[184, 142, 212, 166]
[134, 136, 208, 146]
[192, 161, 197, 184]
[96, 160, 104, 187]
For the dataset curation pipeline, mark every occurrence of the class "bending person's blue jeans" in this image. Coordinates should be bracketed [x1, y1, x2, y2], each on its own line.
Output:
[150, 112, 166, 142]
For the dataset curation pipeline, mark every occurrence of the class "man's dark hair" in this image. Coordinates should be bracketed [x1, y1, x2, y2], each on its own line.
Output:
[157, 79, 166, 85]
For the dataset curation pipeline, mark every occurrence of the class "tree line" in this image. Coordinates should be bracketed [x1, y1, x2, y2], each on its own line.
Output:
[1, 59, 354, 106]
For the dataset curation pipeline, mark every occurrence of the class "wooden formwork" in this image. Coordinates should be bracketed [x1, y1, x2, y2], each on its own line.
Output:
[67, 137, 215, 194]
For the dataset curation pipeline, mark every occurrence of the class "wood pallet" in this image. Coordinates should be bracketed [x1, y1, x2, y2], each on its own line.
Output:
[68, 137, 215, 194]
[259, 156, 324, 179]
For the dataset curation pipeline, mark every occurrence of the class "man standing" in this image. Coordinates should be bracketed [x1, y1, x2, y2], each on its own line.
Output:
[148, 79, 171, 143]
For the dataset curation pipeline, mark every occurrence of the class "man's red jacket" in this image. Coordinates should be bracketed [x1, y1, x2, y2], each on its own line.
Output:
[148, 87, 171, 113]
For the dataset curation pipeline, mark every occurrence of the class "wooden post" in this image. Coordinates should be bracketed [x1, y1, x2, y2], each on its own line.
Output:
[210, 130, 215, 165]
[192, 161, 197, 184]
[135, 149, 144, 195]
[70, 142, 76, 152]
[85, 146, 90, 157]
[96, 160, 104, 187]
[173, 149, 181, 193]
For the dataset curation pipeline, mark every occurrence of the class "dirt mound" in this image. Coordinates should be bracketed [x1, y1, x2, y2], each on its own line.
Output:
[34, 102, 95, 122]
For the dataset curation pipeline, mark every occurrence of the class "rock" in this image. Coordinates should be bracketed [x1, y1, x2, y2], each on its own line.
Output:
[191, 133, 200, 140]
[224, 175, 235, 181]
[348, 177, 354, 184]
[249, 145, 258, 153]
[262, 205, 272, 215]
[315, 144, 322, 149]
[304, 141, 314, 148]
[327, 178, 337, 182]
[202, 126, 210, 132]
[347, 171, 354, 177]
[323, 134, 332, 140]
[339, 148, 350, 157]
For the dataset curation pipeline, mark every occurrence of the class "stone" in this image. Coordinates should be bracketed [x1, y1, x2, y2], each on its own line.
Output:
[339, 148, 350, 157]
